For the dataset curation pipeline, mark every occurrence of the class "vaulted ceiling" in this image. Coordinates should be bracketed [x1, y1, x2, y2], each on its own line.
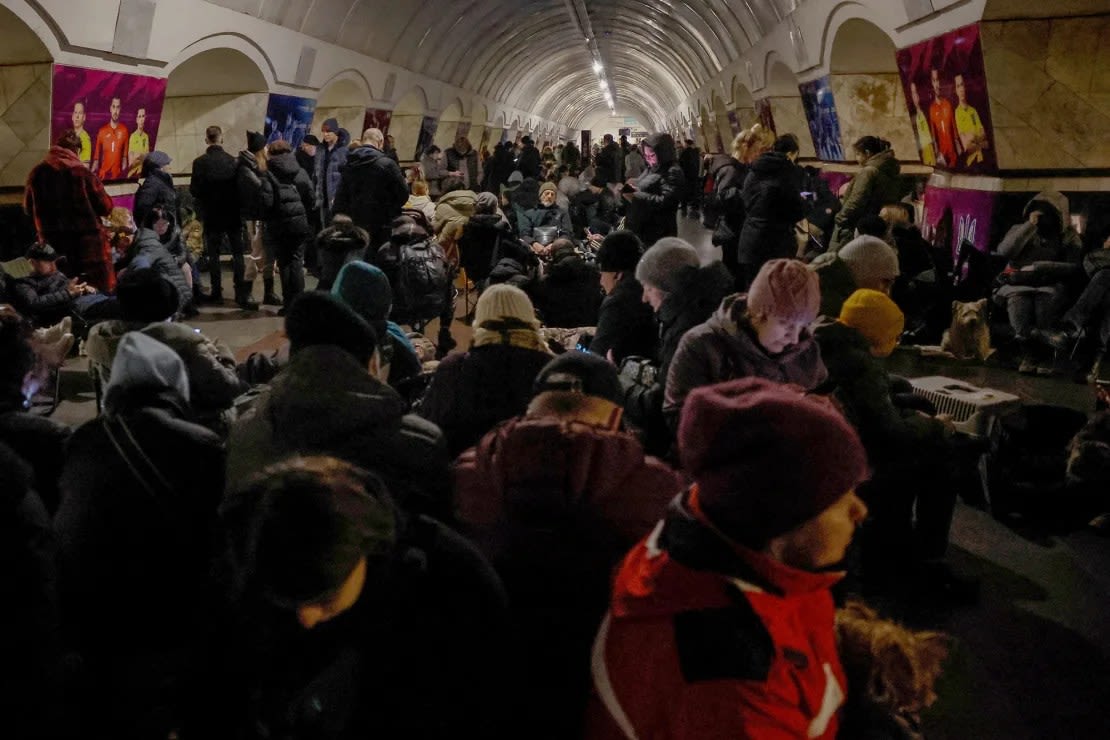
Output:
[205, 0, 802, 128]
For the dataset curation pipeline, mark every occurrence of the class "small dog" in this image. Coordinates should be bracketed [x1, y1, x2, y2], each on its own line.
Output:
[941, 299, 993, 361]
[836, 601, 950, 739]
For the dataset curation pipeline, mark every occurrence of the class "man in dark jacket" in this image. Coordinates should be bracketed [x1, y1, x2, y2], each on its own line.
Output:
[590, 231, 656, 363]
[23, 129, 115, 293]
[126, 205, 193, 316]
[210, 455, 512, 739]
[624, 133, 684, 248]
[518, 181, 573, 250]
[445, 136, 482, 191]
[533, 239, 602, 328]
[261, 140, 315, 312]
[332, 128, 409, 248]
[227, 292, 451, 520]
[708, 152, 749, 287]
[10, 243, 102, 327]
[677, 138, 702, 218]
[736, 134, 805, 291]
[517, 135, 542, 179]
[622, 237, 733, 457]
[56, 333, 226, 738]
[190, 125, 253, 307]
[314, 118, 349, 225]
[595, 134, 622, 185]
[454, 352, 681, 739]
[133, 151, 178, 229]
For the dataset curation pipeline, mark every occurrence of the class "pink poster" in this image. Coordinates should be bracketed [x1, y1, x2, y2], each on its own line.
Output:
[363, 108, 393, 135]
[922, 185, 997, 258]
[50, 64, 168, 182]
[896, 23, 996, 173]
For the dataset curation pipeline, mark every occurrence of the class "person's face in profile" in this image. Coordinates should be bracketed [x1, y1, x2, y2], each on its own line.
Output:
[72, 102, 86, 130]
[110, 98, 121, 123]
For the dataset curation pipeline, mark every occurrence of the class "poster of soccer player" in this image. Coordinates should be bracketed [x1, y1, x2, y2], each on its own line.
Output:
[415, 116, 438, 160]
[798, 76, 845, 161]
[50, 64, 167, 182]
[264, 94, 316, 149]
[896, 23, 996, 173]
[363, 108, 393, 136]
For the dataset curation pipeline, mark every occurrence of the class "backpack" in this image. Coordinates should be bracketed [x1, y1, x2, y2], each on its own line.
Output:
[400, 207, 433, 234]
[395, 238, 451, 322]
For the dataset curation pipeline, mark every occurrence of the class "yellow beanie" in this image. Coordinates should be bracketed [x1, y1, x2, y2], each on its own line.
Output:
[839, 289, 904, 357]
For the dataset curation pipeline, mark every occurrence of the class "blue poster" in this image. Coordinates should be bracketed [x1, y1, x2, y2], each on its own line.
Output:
[798, 76, 844, 161]
[264, 94, 317, 149]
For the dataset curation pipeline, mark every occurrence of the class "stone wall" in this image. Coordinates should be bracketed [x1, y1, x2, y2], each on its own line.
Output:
[0, 63, 50, 187]
[830, 73, 916, 161]
[156, 93, 270, 173]
[982, 15, 1110, 169]
[766, 96, 816, 158]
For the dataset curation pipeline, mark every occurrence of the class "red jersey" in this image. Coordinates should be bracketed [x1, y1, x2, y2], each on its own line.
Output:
[928, 98, 958, 168]
[94, 123, 129, 181]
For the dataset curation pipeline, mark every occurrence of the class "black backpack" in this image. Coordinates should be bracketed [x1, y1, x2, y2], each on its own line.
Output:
[395, 238, 451, 322]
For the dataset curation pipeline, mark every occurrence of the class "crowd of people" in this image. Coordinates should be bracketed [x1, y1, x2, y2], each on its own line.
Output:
[2, 116, 1109, 740]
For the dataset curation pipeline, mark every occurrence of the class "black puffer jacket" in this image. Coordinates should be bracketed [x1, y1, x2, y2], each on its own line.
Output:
[710, 156, 748, 250]
[737, 151, 805, 267]
[127, 225, 191, 314]
[590, 275, 658, 365]
[10, 271, 73, 324]
[533, 251, 602, 328]
[261, 151, 314, 240]
[236, 150, 270, 221]
[626, 133, 684, 248]
[517, 143, 542, 179]
[227, 345, 451, 520]
[133, 167, 178, 228]
[332, 145, 409, 242]
[595, 142, 623, 185]
[189, 145, 240, 231]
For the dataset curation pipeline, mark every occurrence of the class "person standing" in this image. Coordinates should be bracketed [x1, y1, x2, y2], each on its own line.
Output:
[191, 125, 254, 308]
[517, 135, 542, 179]
[23, 130, 114, 292]
[296, 134, 321, 271]
[260, 139, 314, 314]
[623, 133, 684, 248]
[331, 128, 409, 249]
[239, 131, 279, 306]
[92, 96, 129, 182]
[677, 138, 702, 218]
[595, 134, 622, 185]
[133, 151, 178, 231]
[127, 106, 150, 178]
[446, 136, 482, 191]
[314, 118, 349, 226]
[734, 134, 806, 290]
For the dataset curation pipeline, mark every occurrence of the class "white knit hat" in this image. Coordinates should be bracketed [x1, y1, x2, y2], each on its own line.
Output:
[839, 235, 900, 289]
[634, 237, 700, 293]
[474, 283, 538, 329]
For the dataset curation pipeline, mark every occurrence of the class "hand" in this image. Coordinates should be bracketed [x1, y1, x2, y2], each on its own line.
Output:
[66, 278, 85, 297]
[606, 349, 616, 366]
[935, 413, 957, 434]
[1029, 211, 1041, 226]
[531, 242, 549, 257]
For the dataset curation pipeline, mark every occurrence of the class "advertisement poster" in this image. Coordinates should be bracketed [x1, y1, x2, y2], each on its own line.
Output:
[755, 98, 776, 134]
[921, 185, 996, 256]
[799, 76, 844, 161]
[415, 116, 438, 160]
[727, 110, 741, 137]
[264, 94, 316, 149]
[896, 23, 996, 173]
[455, 121, 471, 142]
[363, 108, 393, 135]
[50, 64, 168, 182]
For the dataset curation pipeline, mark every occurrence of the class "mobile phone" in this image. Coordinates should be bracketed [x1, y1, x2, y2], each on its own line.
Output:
[620, 183, 636, 194]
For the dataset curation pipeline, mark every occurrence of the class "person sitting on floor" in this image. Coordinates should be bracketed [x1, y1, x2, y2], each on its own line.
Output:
[589, 230, 657, 364]
[587, 378, 871, 740]
[10, 243, 116, 328]
[809, 234, 900, 318]
[665, 258, 826, 430]
[532, 238, 602, 329]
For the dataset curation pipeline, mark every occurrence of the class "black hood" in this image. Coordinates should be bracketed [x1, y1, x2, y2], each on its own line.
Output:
[346, 145, 389, 169]
[644, 133, 677, 166]
[750, 151, 795, 176]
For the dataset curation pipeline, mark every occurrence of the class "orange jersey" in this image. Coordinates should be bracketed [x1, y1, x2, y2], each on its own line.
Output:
[95, 123, 129, 181]
[928, 97, 958, 167]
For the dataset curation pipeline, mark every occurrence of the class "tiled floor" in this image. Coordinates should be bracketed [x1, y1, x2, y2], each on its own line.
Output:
[44, 219, 1110, 736]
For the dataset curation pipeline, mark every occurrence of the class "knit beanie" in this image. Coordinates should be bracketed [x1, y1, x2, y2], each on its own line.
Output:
[508, 171, 524, 184]
[116, 267, 180, 323]
[839, 235, 900, 289]
[679, 377, 869, 548]
[332, 261, 392, 323]
[747, 259, 820, 323]
[474, 283, 539, 330]
[246, 131, 266, 153]
[321, 118, 340, 134]
[475, 191, 499, 214]
[540, 181, 558, 196]
[284, 292, 379, 366]
[534, 351, 623, 405]
[596, 230, 643, 273]
[839, 289, 905, 357]
[635, 237, 699, 293]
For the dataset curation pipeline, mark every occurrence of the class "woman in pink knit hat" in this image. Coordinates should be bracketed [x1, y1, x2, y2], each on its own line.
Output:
[664, 258, 826, 430]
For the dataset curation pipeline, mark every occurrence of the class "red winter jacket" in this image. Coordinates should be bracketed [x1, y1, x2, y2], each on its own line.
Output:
[586, 487, 846, 740]
[25, 146, 113, 238]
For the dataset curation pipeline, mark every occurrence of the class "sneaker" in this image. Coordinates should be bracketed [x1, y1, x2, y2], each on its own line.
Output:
[1018, 356, 1037, 374]
[33, 316, 72, 345]
[1038, 323, 1080, 351]
[38, 333, 75, 368]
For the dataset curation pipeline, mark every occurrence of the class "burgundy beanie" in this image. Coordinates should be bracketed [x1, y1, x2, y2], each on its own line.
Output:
[679, 377, 869, 547]
[747, 259, 820, 324]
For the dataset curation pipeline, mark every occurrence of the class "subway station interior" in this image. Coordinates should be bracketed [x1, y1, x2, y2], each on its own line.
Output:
[2, 0, 1110, 738]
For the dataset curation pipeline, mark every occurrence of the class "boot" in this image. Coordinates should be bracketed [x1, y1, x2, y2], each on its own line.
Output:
[262, 277, 282, 307]
[235, 282, 259, 311]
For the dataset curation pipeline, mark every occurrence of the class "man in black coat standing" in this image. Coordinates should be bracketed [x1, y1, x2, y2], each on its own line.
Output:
[190, 125, 254, 307]
[517, 135, 542, 179]
[677, 138, 702, 218]
[596, 133, 623, 185]
[331, 128, 409, 249]
[624, 133, 685, 248]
